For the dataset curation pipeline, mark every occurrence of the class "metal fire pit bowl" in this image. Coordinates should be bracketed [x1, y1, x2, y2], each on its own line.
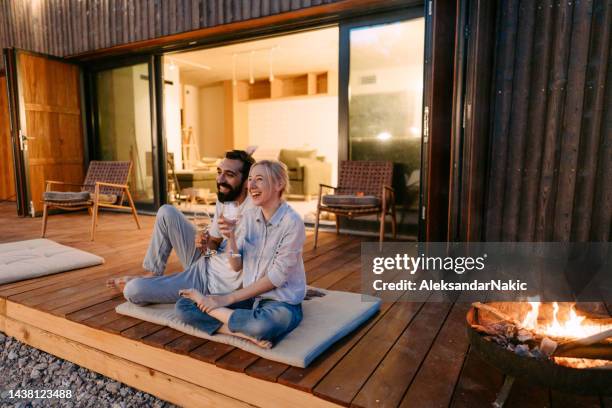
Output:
[466, 307, 612, 398]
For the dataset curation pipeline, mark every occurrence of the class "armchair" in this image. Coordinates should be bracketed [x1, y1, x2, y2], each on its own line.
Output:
[314, 161, 396, 248]
[41, 161, 141, 241]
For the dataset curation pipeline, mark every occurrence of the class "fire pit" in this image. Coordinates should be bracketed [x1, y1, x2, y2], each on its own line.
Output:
[466, 302, 612, 407]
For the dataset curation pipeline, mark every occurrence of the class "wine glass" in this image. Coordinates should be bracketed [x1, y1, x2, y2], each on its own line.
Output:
[221, 201, 240, 236]
[192, 202, 217, 258]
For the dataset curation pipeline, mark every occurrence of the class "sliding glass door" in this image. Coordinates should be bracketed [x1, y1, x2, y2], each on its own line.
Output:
[88, 57, 162, 211]
[340, 9, 425, 237]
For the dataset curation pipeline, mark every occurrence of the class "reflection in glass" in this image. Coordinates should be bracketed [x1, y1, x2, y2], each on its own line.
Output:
[95, 64, 154, 204]
[349, 19, 424, 211]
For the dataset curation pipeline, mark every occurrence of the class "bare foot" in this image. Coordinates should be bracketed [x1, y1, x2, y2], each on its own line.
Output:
[217, 325, 273, 349]
[178, 288, 206, 305]
[106, 275, 138, 291]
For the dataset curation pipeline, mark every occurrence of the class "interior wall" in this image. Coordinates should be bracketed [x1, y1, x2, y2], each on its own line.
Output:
[233, 86, 250, 150]
[198, 83, 226, 158]
[0, 75, 16, 201]
[132, 64, 153, 194]
[182, 84, 200, 159]
[164, 64, 182, 169]
[247, 95, 339, 183]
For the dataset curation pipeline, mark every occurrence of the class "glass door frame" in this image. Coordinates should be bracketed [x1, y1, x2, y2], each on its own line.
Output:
[339, 7, 427, 240]
[83, 54, 165, 212]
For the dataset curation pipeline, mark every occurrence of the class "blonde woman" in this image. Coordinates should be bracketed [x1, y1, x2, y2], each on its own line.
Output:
[177, 160, 306, 348]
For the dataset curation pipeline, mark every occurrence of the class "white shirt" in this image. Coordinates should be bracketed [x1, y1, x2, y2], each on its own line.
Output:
[206, 196, 253, 295]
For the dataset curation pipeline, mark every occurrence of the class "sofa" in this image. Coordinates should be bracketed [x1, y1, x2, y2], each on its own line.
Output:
[174, 169, 217, 191]
[278, 149, 332, 200]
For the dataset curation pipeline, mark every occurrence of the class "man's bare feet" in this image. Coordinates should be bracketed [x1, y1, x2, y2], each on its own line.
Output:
[107, 271, 154, 291]
[106, 275, 138, 291]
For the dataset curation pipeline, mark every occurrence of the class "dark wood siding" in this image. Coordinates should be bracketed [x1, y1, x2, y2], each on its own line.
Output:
[0, 0, 342, 70]
[456, 0, 611, 242]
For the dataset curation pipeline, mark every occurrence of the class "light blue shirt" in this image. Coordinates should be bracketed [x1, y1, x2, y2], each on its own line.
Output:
[236, 202, 306, 305]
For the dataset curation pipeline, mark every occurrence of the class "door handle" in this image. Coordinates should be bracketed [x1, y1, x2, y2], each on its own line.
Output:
[19, 130, 35, 151]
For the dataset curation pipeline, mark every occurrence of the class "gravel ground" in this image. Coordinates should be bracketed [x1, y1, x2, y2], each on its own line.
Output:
[0, 332, 179, 408]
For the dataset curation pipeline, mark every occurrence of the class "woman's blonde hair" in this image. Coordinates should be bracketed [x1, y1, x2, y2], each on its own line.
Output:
[250, 160, 291, 196]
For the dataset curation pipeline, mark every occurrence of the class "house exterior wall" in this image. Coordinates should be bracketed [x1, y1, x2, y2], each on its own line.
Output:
[479, 0, 611, 242]
[0, 0, 343, 71]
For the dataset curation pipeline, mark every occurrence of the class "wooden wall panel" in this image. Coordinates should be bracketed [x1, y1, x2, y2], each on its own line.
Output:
[473, 0, 611, 242]
[18, 53, 84, 213]
[0, 0, 343, 71]
[0, 75, 16, 201]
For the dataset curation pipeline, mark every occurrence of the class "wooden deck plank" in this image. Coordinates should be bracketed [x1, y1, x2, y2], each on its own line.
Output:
[142, 326, 185, 348]
[65, 297, 124, 322]
[398, 301, 472, 408]
[190, 342, 235, 364]
[82, 309, 125, 328]
[165, 335, 208, 355]
[505, 379, 551, 408]
[313, 296, 425, 405]
[351, 301, 454, 408]
[449, 349, 504, 407]
[550, 392, 602, 408]
[102, 316, 142, 333]
[121, 321, 165, 340]
[51, 292, 124, 316]
[216, 348, 261, 372]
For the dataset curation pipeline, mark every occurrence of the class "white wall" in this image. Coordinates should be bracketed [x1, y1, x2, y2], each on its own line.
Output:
[198, 84, 226, 157]
[164, 64, 183, 169]
[131, 64, 152, 194]
[183, 84, 200, 159]
[247, 95, 338, 184]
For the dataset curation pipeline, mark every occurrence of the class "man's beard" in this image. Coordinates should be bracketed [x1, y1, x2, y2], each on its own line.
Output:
[217, 182, 243, 203]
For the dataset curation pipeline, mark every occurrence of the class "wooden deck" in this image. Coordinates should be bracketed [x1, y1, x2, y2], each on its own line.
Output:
[0, 202, 609, 407]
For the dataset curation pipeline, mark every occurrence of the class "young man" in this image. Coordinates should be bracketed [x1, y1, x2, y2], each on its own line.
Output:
[108, 150, 255, 304]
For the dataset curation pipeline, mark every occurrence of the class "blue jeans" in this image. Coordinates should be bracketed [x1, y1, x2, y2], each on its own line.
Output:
[175, 297, 303, 343]
[142, 204, 201, 276]
[124, 261, 207, 305]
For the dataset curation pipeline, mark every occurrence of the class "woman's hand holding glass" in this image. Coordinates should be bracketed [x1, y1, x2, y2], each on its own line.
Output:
[218, 201, 240, 239]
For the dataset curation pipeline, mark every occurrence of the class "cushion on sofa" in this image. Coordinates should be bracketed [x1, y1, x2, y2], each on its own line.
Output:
[322, 194, 380, 207]
[279, 149, 317, 169]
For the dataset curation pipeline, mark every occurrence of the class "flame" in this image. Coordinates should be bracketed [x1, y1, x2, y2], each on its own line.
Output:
[521, 302, 611, 339]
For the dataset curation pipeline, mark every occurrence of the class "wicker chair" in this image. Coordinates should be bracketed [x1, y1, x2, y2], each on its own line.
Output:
[41, 161, 141, 241]
[314, 161, 396, 248]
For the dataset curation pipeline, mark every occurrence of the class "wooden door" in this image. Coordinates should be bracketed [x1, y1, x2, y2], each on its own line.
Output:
[0, 74, 16, 201]
[7, 51, 84, 216]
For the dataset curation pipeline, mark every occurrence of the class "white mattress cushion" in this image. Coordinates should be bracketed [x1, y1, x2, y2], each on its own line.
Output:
[0, 239, 105, 285]
[116, 288, 381, 367]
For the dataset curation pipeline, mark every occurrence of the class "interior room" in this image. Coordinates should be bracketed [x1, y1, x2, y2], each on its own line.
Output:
[162, 27, 340, 221]
[161, 19, 424, 237]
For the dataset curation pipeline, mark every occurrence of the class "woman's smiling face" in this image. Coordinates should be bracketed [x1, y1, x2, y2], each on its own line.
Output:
[248, 165, 282, 206]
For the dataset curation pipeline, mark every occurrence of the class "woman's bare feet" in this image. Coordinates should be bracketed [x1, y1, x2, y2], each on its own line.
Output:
[217, 325, 273, 349]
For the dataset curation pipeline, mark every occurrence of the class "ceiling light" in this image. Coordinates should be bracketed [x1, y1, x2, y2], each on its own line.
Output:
[232, 54, 237, 86]
[249, 51, 254, 84]
[376, 131, 392, 141]
[269, 48, 274, 82]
